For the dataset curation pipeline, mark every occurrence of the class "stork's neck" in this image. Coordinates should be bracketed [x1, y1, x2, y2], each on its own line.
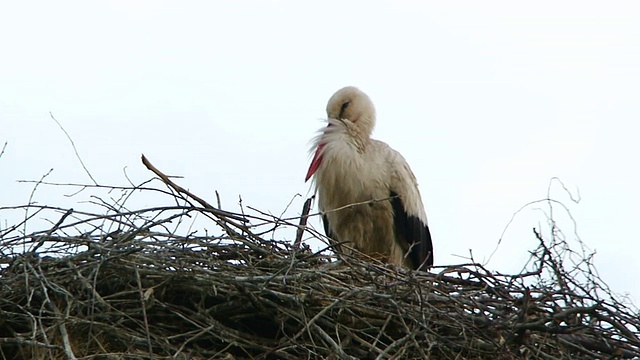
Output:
[321, 119, 370, 153]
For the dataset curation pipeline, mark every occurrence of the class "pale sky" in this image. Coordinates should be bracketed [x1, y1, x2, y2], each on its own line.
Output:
[1, 1, 639, 302]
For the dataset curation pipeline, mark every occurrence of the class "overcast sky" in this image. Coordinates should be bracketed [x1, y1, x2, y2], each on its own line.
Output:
[1, 1, 639, 302]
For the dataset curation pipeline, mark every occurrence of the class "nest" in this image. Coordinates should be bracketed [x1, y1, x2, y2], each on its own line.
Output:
[1, 157, 639, 359]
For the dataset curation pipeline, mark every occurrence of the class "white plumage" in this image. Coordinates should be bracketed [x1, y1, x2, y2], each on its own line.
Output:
[305, 86, 433, 270]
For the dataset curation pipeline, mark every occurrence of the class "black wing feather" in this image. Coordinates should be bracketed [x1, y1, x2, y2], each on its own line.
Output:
[390, 191, 434, 270]
[322, 214, 345, 251]
[322, 214, 333, 240]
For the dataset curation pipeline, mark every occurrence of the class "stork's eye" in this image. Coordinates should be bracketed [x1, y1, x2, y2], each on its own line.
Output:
[339, 101, 350, 119]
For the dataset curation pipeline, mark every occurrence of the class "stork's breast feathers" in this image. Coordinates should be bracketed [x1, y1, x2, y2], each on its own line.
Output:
[316, 140, 384, 206]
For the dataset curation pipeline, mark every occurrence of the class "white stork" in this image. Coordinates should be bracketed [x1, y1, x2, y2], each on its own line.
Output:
[305, 86, 433, 270]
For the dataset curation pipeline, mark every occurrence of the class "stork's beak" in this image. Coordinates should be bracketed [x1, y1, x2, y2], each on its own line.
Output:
[305, 143, 325, 182]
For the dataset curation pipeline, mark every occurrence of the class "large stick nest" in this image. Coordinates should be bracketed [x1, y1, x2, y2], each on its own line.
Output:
[0, 157, 638, 359]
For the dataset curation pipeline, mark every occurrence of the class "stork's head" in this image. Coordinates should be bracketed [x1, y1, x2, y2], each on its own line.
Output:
[326, 86, 376, 139]
[305, 86, 377, 182]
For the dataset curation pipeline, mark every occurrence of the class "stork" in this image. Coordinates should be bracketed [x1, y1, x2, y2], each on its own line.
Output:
[305, 86, 434, 270]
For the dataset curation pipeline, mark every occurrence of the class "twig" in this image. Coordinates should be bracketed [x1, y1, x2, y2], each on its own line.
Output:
[140, 154, 246, 223]
[50, 112, 98, 186]
[294, 196, 314, 248]
[30, 208, 73, 253]
[134, 266, 153, 356]
[0, 141, 7, 159]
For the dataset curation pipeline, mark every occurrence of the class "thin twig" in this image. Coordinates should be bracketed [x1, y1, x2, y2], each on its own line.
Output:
[50, 112, 98, 186]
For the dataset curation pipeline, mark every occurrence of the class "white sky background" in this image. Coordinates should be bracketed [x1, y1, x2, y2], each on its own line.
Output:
[1, 1, 639, 301]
